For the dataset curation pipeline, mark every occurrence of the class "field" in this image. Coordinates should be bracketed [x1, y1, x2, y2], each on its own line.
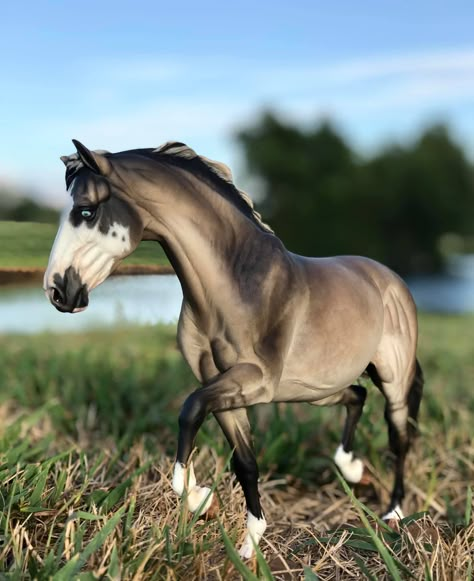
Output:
[0, 315, 472, 579]
[0, 221, 169, 269]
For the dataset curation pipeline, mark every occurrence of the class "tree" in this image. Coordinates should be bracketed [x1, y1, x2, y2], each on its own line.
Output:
[238, 113, 474, 275]
[0, 190, 59, 223]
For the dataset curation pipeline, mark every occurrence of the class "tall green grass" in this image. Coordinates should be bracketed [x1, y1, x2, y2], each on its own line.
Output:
[0, 314, 472, 578]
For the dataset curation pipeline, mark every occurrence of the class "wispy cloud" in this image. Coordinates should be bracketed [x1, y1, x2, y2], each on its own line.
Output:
[70, 46, 474, 145]
[6, 46, 474, 204]
[97, 46, 474, 95]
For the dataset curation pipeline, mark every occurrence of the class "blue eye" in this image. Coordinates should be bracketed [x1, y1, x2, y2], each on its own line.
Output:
[80, 208, 96, 220]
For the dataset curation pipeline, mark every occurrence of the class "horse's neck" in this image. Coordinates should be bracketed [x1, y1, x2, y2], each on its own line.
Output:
[139, 180, 266, 318]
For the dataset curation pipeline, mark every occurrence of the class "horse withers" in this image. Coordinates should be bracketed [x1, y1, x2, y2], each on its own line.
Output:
[44, 140, 423, 559]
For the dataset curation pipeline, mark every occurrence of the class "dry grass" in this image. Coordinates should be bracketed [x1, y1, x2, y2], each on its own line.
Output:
[0, 410, 472, 580]
[0, 315, 472, 579]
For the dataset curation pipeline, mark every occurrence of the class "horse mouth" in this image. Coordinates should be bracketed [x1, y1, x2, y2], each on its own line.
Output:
[46, 268, 90, 313]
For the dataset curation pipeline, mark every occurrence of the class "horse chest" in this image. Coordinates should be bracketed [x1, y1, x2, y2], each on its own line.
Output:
[178, 316, 238, 383]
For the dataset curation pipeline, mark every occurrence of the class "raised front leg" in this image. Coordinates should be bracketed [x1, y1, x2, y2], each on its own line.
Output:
[172, 364, 269, 536]
[215, 408, 266, 559]
[176, 363, 267, 465]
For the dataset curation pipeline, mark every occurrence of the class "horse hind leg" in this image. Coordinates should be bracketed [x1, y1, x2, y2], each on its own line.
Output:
[333, 385, 368, 483]
[368, 359, 424, 519]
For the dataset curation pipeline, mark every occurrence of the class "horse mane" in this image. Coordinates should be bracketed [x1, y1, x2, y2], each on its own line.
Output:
[151, 142, 274, 234]
[62, 141, 273, 234]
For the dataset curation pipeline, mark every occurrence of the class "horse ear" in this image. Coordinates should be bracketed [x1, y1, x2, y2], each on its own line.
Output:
[72, 139, 111, 175]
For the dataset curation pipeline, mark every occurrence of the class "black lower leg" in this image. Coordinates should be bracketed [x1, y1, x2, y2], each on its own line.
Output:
[177, 391, 207, 465]
[341, 385, 367, 452]
[385, 406, 409, 510]
[214, 409, 263, 519]
[233, 449, 263, 518]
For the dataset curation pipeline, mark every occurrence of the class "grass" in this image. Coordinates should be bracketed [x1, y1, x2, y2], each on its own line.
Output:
[0, 314, 472, 579]
[0, 221, 169, 269]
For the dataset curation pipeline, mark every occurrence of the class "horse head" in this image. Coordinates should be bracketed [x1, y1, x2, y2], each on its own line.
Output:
[44, 140, 144, 312]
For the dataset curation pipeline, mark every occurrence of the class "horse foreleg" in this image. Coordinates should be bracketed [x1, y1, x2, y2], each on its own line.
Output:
[215, 409, 266, 559]
[172, 363, 268, 541]
[333, 385, 368, 483]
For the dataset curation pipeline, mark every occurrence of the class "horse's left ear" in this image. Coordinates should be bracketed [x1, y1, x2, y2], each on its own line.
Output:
[72, 139, 111, 175]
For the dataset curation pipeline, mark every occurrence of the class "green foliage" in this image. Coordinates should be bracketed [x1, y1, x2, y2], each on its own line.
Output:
[0, 192, 59, 223]
[0, 316, 472, 577]
[238, 114, 474, 274]
[0, 326, 192, 444]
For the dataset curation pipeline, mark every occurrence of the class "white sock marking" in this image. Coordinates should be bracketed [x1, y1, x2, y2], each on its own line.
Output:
[382, 505, 404, 520]
[334, 444, 364, 483]
[238, 511, 267, 559]
[172, 462, 186, 496]
[172, 462, 214, 516]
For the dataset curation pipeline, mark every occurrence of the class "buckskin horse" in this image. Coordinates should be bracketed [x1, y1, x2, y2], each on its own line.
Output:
[44, 140, 423, 558]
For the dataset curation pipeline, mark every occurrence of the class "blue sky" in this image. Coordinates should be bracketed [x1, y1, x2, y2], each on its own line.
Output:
[1, 0, 474, 206]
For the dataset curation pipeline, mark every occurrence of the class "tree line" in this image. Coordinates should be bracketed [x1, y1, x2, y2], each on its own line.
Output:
[0, 191, 59, 223]
[238, 113, 474, 275]
[2, 115, 473, 275]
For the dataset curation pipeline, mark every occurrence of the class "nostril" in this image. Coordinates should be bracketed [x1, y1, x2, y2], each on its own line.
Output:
[51, 287, 64, 305]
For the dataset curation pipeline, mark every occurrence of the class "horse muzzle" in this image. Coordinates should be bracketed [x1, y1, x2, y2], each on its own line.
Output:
[46, 266, 89, 313]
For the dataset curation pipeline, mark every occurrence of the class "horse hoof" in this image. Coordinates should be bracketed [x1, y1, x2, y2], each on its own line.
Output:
[386, 518, 401, 531]
[202, 493, 219, 520]
[358, 467, 372, 486]
[238, 541, 254, 560]
[204, 493, 219, 520]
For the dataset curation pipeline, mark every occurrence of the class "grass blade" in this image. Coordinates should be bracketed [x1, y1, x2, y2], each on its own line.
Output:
[53, 507, 125, 580]
[337, 473, 402, 581]
[465, 486, 472, 526]
[354, 555, 378, 581]
[303, 567, 320, 581]
[252, 538, 274, 580]
[218, 521, 259, 581]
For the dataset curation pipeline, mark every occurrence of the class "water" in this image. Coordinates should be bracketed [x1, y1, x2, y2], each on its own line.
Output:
[1, 257, 473, 334]
[407, 253, 474, 314]
[407, 274, 474, 313]
[0, 275, 183, 334]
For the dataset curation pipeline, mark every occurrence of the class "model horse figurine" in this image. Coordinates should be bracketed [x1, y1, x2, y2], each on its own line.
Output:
[44, 140, 423, 558]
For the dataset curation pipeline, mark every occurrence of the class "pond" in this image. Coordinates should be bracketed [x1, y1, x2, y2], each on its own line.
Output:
[0, 275, 183, 334]
[0, 265, 473, 335]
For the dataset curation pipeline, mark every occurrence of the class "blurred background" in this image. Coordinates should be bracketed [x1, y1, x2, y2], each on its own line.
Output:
[1, 0, 474, 328]
[0, 5, 473, 576]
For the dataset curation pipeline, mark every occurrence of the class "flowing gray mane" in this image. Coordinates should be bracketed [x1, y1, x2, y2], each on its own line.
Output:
[152, 142, 274, 234]
[63, 141, 273, 234]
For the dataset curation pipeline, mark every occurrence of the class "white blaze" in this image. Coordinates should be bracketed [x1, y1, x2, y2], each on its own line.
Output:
[44, 203, 132, 293]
